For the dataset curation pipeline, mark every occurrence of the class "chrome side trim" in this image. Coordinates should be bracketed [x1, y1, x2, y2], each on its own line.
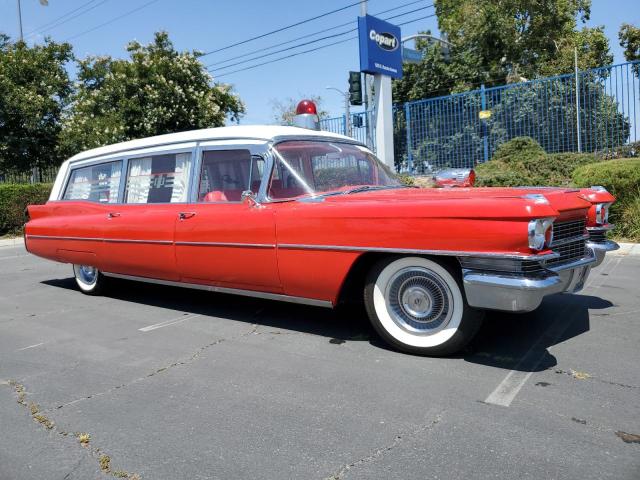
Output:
[102, 272, 333, 308]
[27, 235, 272, 249]
[174, 241, 275, 249]
[27, 235, 103, 242]
[104, 238, 173, 245]
[278, 243, 560, 261]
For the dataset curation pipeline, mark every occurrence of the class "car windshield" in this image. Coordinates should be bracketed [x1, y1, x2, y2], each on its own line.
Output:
[269, 140, 402, 200]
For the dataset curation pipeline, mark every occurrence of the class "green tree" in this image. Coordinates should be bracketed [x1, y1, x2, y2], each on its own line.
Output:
[0, 34, 73, 174]
[61, 31, 245, 154]
[394, 0, 613, 102]
[619, 23, 640, 75]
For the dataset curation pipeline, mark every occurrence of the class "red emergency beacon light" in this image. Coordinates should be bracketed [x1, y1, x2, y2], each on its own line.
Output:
[293, 99, 320, 130]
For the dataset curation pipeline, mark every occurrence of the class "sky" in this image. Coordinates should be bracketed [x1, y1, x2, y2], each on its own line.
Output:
[1, 0, 638, 124]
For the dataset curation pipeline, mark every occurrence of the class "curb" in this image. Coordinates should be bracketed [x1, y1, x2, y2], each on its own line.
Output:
[611, 242, 640, 257]
[0, 236, 24, 248]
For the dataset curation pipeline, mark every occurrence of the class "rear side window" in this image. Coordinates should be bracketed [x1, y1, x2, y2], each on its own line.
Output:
[63, 161, 122, 203]
[124, 153, 192, 204]
[198, 150, 263, 202]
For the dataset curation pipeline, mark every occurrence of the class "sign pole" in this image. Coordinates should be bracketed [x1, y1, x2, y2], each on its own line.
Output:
[373, 75, 394, 169]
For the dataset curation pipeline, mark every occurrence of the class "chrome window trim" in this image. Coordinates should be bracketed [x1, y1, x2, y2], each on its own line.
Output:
[61, 159, 125, 204]
[101, 272, 333, 308]
[122, 147, 197, 204]
[195, 143, 271, 204]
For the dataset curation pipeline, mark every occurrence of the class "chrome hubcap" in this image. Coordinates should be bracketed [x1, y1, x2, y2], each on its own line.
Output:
[78, 265, 97, 284]
[401, 286, 433, 318]
[385, 267, 453, 335]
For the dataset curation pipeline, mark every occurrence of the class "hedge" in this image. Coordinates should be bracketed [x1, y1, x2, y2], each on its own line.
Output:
[475, 137, 602, 187]
[573, 158, 640, 241]
[0, 183, 52, 235]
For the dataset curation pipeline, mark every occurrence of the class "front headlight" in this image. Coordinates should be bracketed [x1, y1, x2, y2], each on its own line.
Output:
[528, 218, 554, 251]
[595, 202, 611, 225]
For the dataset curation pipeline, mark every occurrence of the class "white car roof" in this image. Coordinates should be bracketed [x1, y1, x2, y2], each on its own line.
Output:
[67, 125, 358, 163]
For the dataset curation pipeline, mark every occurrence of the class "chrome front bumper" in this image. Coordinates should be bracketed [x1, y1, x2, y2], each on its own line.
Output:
[462, 242, 618, 313]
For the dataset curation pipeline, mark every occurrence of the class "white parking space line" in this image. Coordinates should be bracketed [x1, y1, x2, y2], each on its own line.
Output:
[16, 342, 45, 351]
[138, 314, 201, 332]
[485, 256, 623, 407]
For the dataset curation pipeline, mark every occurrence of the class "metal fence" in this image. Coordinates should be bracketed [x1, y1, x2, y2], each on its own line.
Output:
[322, 60, 640, 172]
[320, 111, 375, 151]
[0, 167, 58, 185]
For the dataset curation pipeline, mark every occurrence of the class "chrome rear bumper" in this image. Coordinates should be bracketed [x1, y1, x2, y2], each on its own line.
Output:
[462, 242, 618, 313]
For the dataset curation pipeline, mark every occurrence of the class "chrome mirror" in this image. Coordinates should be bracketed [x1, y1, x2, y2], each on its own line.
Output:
[241, 190, 260, 207]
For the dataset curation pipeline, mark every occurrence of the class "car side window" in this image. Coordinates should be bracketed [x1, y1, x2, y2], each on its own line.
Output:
[63, 160, 122, 203]
[198, 150, 263, 202]
[124, 153, 192, 204]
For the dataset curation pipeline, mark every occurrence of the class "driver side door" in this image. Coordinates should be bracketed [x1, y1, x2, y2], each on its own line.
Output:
[174, 145, 281, 292]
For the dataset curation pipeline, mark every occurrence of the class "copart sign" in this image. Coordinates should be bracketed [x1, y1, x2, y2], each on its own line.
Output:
[358, 14, 403, 79]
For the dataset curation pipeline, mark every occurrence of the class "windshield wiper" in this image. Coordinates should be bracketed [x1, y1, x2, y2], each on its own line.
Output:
[344, 185, 411, 195]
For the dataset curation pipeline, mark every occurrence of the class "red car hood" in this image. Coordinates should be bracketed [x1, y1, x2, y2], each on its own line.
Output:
[324, 186, 592, 220]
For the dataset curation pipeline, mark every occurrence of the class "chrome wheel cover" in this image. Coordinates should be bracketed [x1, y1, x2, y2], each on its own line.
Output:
[77, 265, 97, 285]
[384, 267, 454, 335]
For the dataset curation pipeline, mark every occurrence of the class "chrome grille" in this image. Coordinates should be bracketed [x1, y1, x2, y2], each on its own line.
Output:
[588, 229, 607, 243]
[553, 219, 586, 242]
[546, 219, 588, 267]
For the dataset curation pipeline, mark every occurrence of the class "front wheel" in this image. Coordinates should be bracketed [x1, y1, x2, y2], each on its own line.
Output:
[364, 256, 484, 356]
[72, 264, 107, 295]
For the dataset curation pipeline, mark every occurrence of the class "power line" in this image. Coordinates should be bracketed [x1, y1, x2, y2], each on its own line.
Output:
[201, 1, 365, 57]
[65, 0, 163, 41]
[215, 37, 357, 79]
[26, 0, 110, 37]
[25, 0, 102, 35]
[213, 11, 438, 78]
[207, 0, 432, 69]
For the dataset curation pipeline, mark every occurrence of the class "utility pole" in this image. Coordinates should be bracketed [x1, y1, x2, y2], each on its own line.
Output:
[17, 0, 24, 41]
[326, 87, 351, 137]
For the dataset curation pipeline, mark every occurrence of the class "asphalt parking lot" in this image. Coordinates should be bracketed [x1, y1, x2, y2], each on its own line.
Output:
[1, 244, 639, 480]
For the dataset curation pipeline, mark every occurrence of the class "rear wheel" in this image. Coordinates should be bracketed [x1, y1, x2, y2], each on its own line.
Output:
[364, 256, 483, 356]
[72, 264, 107, 295]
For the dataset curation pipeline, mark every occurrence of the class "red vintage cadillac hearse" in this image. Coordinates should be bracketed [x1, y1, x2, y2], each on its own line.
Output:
[25, 125, 618, 355]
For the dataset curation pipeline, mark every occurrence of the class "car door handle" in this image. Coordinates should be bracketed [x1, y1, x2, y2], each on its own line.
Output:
[107, 212, 121, 218]
[178, 212, 196, 220]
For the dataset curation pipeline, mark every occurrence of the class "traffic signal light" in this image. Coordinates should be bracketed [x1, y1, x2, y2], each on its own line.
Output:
[348, 71, 363, 106]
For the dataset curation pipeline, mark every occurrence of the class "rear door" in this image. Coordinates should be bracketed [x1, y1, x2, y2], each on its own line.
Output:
[101, 144, 196, 281]
[174, 143, 281, 291]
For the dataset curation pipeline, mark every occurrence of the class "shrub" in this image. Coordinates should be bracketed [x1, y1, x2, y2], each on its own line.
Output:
[0, 183, 52, 235]
[573, 158, 640, 241]
[475, 137, 601, 187]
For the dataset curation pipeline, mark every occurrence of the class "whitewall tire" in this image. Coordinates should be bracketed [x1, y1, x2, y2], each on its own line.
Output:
[364, 256, 484, 356]
[72, 264, 106, 295]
